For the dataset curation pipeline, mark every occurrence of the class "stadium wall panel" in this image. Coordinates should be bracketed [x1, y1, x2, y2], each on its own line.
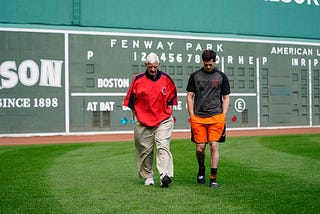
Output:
[0, 0, 319, 39]
[0, 27, 320, 136]
[1, 0, 320, 136]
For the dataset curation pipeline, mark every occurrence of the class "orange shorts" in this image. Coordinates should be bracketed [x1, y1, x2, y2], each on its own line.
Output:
[189, 114, 225, 144]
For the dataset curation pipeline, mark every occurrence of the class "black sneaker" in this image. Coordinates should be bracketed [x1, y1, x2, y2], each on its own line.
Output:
[209, 180, 219, 188]
[160, 174, 172, 188]
[197, 170, 206, 184]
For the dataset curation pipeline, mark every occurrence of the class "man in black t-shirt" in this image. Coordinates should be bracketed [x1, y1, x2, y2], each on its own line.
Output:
[186, 50, 230, 188]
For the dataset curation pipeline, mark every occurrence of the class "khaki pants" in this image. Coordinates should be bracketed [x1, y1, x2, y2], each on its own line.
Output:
[134, 116, 174, 179]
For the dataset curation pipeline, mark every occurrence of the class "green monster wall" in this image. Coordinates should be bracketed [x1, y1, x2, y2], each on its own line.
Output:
[0, 0, 319, 39]
[1, 29, 319, 135]
[0, 0, 320, 135]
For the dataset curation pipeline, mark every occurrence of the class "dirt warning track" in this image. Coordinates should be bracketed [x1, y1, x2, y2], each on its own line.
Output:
[0, 127, 319, 146]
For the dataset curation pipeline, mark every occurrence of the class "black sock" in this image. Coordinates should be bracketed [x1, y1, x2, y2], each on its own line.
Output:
[198, 162, 205, 175]
[198, 161, 205, 168]
[210, 168, 218, 181]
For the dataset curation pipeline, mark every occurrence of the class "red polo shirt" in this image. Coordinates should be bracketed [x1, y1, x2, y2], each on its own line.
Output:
[123, 70, 177, 127]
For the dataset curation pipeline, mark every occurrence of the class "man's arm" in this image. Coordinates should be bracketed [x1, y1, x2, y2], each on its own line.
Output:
[222, 94, 230, 117]
[186, 91, 195, 117]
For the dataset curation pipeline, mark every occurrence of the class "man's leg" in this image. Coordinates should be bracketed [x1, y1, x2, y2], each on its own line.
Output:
[209, 141, 219, 169]
[190, 116, 208, 184]
[155, 116, 174, 187]
[196, 143, 206, 183]
[209, 141, 219, 188]
[134, 122, 154, 180]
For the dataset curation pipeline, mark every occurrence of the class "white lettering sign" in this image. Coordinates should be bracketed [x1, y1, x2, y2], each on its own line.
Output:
[87, 101, 115, 111]
[265, 0, 319, 6]
[235, 98, 246, 113]
[110, 39, 175, 50]
[97, 78, 130, 88]
[0, 59, 63, 89]
[271, 46, 313, 56]
[172, 101, 183, 111]
[0, 97, 59, 108]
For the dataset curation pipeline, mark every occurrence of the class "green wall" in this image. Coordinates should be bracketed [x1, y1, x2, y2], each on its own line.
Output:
[0, 0, 73, 25]
[1, 0, 319, 39]
[0, 31, 65, 134]
[1, 0, 320, 135]
[1, 28, 320, 135]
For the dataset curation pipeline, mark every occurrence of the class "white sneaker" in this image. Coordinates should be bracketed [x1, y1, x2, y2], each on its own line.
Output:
[144, 177, 154, 186]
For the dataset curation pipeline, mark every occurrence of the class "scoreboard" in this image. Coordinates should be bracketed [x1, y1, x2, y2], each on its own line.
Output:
[0, 28, 320, 135]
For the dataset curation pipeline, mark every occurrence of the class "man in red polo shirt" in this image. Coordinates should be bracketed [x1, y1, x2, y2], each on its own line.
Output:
[123, 52, 178, 187]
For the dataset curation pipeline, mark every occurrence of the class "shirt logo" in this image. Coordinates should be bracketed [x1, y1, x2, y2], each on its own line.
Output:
[211, 79, 219, 88]
[162, 87, 167, 95]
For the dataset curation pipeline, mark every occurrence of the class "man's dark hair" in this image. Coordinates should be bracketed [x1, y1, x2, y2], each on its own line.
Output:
[202, 50, 216, 62]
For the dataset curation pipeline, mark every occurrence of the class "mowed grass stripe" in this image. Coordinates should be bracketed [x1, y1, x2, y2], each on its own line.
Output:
[0, 144, 89, 213]
[222, 136, 319, 183]
[0, 134, 319, 213]
[48, 143, 137, 213]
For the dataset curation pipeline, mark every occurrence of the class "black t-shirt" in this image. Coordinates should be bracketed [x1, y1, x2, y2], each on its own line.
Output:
[186, 67, 230, 117]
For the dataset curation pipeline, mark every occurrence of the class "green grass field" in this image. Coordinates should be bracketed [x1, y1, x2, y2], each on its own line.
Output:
[0, 134, 319, 213]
